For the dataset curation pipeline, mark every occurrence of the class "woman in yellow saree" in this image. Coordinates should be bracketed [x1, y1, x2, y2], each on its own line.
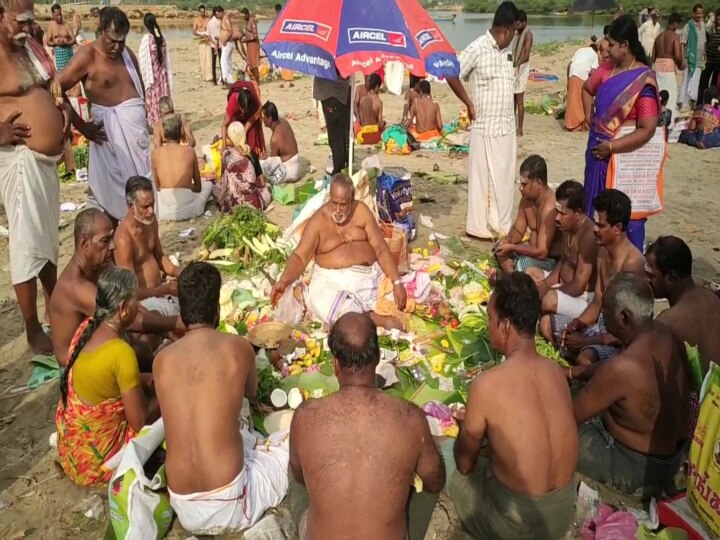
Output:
[56, 268, 159, 486]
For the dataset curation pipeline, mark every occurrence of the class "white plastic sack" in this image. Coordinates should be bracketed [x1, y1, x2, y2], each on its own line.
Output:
[105, 419, 173, 540]
[274, 288, 303, 326]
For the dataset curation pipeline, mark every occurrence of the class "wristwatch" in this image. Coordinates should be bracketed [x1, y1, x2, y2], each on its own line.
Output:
[393, 279, 402, 286]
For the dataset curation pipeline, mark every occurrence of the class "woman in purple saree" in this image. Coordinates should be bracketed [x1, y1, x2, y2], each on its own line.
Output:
[583, 16, 660, 251]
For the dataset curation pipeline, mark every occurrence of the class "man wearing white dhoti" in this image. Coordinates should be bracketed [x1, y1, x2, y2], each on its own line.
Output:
[260, 101, 307, 184]
[678, 5, 706, 110]
[0, 1, 67, 353]
[271, 174, 408, 331]
[448, 1, 519, 240]
[58, 7, 152, 222]
[653, 13, 683, 125]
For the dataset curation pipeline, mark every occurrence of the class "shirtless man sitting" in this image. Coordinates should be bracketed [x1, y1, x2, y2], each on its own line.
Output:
[57, 7, 152, 222]
[526, 180, 597, 343]
[495, 155, 561, 275]
[405, 80, 443, 139]
[0, 0, 68, 353]
[152, 114, 212, 222]
[560, 189, 645, 368]
[260, 100, 306, 184]
[289, 312, 445, 540]
[271, 174, 407, 330]
[645, 236, 720, 375]
[155, 262, 289, 535]
[152, 96, 196, 147]
[48, 208, 181, 367]
[402, 74, 422, 122]
[355, 73, 384, 145]
[573, 272, 690, 497]
[444, 273, 578, 538]
[114, 176, 182, 316]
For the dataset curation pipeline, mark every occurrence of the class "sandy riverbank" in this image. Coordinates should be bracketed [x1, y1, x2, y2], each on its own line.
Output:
[0, 33, 717, 539]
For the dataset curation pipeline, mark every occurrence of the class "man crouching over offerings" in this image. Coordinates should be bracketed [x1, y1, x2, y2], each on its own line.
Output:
[271, 173, 407, 330]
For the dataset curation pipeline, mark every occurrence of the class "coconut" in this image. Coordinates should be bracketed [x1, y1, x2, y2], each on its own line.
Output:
[287, 387, 303, 409]
[270, 388, 288, 408]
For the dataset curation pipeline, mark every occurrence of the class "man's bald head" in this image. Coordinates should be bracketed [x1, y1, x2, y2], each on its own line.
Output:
[74, 208, 110, 247]
[328, 173, 355, 225]
[328, 312, 380, 371]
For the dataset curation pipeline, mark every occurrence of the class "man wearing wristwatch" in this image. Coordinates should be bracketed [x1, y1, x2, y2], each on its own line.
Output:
[271, 174, 407, 330]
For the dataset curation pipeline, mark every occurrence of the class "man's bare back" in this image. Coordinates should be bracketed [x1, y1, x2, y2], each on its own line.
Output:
[57, 39, 141, 107]
[657, 287, 720, 373]
[411, 96, 442, 133]
[291, 388, 437, 540]
[468, 354, 577, 494]
[358, 93, 382, 127]
[307, 201, 378, 269]
[576, 323, 690, 456]
[152, 143, 200, 191]
[154, 328, 257, 494]
[654, 30, 681, 65]
[270, 118, 298, 161]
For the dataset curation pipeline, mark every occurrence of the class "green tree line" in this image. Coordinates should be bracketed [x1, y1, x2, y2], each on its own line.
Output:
[464, 0, 716, 15]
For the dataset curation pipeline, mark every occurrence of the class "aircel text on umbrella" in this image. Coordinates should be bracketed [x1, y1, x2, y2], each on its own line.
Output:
[280, 19, 332, 41]
[347, 28, 407, 48]
[415, 28, 443, 49]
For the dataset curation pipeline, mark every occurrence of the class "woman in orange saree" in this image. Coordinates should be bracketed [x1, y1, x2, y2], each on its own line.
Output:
[55, 268, 158, 486]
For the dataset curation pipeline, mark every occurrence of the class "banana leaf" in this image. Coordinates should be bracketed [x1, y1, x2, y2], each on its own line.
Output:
[408, 382, 463, 406]
[685, 343, 704, 394]
[445, 328, 497, 366]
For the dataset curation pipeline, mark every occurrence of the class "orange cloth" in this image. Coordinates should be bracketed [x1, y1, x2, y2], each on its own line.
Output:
[564, 75, 587, 131]
[409, 128, 442, 141]
[281, 68, 295, 82]
[375, 276, 415, 325]
[246, 41, 261, 68]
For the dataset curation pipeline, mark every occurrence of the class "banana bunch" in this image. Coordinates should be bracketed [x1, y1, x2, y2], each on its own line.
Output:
[241, 234, 292, 258]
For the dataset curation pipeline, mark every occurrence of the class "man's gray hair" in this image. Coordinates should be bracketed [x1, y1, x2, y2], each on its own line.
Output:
[125, 175, 153, 205]
[162, 113, 182, 142]
[605, 272, 654, 322]
[330, 173, 355, 199]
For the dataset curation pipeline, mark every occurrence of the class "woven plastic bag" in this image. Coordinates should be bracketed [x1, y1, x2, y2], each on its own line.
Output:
[105, 419, 172, 540]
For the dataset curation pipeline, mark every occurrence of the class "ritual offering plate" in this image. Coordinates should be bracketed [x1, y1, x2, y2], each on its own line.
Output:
[248, 322, 292, 350]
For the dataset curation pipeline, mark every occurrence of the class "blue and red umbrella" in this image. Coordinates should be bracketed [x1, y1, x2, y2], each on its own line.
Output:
[262, 0, 460, 80]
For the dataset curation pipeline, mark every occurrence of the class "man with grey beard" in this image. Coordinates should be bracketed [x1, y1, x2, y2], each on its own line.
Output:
[113, 176, 182, 316]
[0, 0, 69, 353]
[271, 173, 407, 330]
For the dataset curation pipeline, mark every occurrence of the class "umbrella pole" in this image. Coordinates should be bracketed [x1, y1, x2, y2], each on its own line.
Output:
[348, 74, 356, 176]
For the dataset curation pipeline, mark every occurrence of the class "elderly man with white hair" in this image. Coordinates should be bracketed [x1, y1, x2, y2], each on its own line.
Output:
[270, 174, 407, 330]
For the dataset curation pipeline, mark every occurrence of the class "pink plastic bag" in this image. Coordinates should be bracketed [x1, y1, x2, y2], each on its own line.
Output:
[582, 504, 637, 540]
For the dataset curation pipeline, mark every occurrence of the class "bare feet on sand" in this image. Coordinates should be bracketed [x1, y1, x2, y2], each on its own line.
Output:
[27, 323, 53, 355]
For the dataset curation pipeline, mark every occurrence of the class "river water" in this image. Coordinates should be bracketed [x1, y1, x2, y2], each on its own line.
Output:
[128, 12, 610, 51]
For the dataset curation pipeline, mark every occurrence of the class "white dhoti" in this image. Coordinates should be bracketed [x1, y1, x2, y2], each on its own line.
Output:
[514, 62, 530, 94]
[169, 429, 289, 536]
[678, 67, 701, 108]
[654, 59, 679, 122]
[306, 263, 382, 326]
[156, 182, 213, 221]
[541, 272, 595, 319]
[140, 295, 180, 316]
[259, 154, 306, 184]
[466, 130, 516, 239]
[199, 42, 213, 82]
[88, 49, 151, 220]
[220, 42, 236, 84]
[0, 146, 61, 284]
